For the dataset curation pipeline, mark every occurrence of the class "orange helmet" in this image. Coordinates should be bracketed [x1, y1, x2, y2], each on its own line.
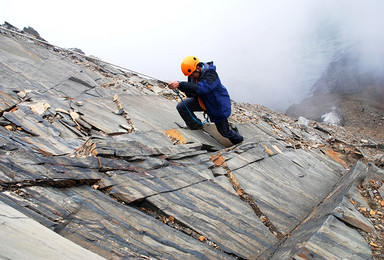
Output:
[181, 56, 200, 76]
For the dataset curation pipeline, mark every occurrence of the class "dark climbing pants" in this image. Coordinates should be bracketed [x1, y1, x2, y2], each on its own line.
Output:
[176, 97, 244, 145]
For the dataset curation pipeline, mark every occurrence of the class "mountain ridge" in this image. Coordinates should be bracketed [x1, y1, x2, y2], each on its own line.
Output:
[1, 22, 384, 259]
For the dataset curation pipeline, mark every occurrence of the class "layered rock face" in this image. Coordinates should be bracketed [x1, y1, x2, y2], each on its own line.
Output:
[0, 23, 383, 259]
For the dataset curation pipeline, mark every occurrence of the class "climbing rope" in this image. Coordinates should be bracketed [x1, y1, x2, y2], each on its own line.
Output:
[174, 89, 208, 126]
[156, 78, 208, 126]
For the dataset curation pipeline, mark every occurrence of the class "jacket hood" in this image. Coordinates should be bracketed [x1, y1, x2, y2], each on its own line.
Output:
[200, 61, 215, 78]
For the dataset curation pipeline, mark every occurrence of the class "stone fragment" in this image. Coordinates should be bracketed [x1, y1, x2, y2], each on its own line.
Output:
[297, 116, 309, 128]
[73, 97, 130, 134]
[203, 123, 233, 147]
[333, 196, 374, 233]
[20, 135, 83, 156]
[29, 101, 50, 115]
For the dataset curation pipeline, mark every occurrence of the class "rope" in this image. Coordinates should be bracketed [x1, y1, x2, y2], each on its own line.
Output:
[157, 78, 208, 126]
[174, 90, 208, 126]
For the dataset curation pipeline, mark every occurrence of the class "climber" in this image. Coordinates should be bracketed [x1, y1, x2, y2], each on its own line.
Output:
[168, 56, 244, 145]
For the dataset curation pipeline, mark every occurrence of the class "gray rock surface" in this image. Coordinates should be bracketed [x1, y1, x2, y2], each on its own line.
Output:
[0, 199, 106, 260]
[0, 24, 381, 259]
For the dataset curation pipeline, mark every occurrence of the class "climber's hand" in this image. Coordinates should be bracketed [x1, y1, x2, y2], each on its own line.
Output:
[168, 81, 179, 90]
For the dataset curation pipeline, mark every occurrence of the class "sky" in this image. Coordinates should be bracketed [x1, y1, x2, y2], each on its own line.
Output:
[2, 0, 384, 111]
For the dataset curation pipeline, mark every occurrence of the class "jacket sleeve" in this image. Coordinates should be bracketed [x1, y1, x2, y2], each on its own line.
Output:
[179, 81, 199, 96]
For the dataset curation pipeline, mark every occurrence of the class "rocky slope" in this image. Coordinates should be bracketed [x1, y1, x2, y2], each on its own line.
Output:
[0, 22, 384, 259]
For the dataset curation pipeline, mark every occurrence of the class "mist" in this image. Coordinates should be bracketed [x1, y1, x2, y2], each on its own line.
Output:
[217, 0, 384, 111]
[2, 0, 384, 112]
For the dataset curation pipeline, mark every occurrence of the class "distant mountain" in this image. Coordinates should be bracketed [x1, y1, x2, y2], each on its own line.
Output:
[286, 46, 384, 139]
[311, 47, 384, 95]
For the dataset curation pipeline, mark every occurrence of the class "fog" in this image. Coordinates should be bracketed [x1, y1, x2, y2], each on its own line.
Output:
[2, 0, 384, 111]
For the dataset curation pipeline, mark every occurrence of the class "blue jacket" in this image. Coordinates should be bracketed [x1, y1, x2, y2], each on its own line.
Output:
[178, 61, 232, 122]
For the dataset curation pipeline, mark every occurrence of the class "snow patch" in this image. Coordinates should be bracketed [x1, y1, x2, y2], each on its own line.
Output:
[321, 107, 341, 125]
